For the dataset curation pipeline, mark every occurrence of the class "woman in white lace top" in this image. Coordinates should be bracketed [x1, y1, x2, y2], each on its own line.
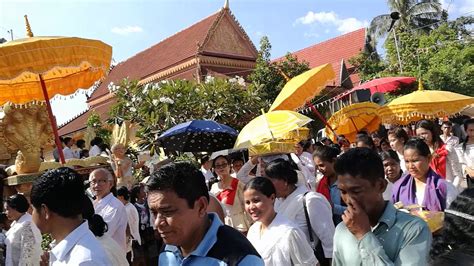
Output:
[4, 194, 42, 266]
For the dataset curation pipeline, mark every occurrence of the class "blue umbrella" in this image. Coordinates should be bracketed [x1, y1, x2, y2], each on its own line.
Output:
[157, 120, 239, 152]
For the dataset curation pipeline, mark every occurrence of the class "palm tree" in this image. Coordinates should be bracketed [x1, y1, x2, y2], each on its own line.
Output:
[369, 0, 445, 44]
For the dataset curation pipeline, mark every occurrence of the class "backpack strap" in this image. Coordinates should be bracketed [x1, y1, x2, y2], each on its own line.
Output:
[302, 192, 314, 242]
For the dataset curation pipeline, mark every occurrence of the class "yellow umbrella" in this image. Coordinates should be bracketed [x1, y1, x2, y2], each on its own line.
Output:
[234, 110, 312, 149]
[325, 102, 381, 143]
[0, 16, 112, 163]
[379, 85, 474, 125]
[269, 63, 335, 111]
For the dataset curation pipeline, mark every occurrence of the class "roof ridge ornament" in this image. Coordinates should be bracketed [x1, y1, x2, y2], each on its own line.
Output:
[224, 0, 229, 9]
[24, 15, 34, 37]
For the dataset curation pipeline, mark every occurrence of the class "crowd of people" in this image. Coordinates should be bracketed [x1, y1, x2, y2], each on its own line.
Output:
[0, 118, 472, 265]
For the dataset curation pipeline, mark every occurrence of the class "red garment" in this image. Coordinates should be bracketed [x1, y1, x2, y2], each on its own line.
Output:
[316, 176, 331, 202]
[430, 144, 448, 179]
[216, 178, 239, 206]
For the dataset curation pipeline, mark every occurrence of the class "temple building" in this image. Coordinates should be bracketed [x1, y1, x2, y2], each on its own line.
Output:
[59, 4, 258, 136]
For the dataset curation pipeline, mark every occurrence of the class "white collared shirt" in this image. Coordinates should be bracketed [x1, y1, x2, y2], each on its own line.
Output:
[63, 146, 77, 160]
[89, 145, 101, 157]
[5, 213, 42, 266]
[50, 221, 111, 265]
[94, 193, 128, 252]
[274, 185, 335, 258]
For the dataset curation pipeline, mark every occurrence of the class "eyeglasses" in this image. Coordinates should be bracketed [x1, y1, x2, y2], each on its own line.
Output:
[90, 179, 109, 185]
[214, 163, 229, 169]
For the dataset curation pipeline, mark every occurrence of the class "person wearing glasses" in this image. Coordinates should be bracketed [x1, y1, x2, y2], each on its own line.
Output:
[89, 168, 128, 252]
[440, 121, 459, 149]
[210, 155, 251, 234]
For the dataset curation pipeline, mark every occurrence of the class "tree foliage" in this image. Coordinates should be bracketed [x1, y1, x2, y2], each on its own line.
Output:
[368, 0, 444, 46]
[108, 77, 266, 150]
[354, 16, 473, 96]
[86, 111, 111, 144]
[248, 36, 310, 105]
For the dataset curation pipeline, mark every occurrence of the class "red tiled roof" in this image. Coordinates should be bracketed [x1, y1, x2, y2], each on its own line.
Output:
[275, 28, 367, 87]
[58, 100, 114, 136]
[88, 11, 222, 102]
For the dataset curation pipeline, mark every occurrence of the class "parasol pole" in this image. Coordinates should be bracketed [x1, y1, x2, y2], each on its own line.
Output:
[306, 101, 338, 138]
[39, 74, 66, 164]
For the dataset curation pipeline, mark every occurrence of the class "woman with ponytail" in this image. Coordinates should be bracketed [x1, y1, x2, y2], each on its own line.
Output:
[456, 119, 474, 188]
[416, 120, 463, 190]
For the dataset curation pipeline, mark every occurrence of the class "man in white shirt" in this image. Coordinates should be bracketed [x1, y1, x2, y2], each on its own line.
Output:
[89, 137, 103, 157]
[200, 155, 214, 185]
[30, 167, 111, 265]
[90, 168, 128, 252]
[62, 137, 78, 160]
[116, 186, 141, 262]
[440, 121, 459, 148]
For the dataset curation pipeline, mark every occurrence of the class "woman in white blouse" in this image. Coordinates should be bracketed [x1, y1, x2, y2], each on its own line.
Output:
[245, 177, 317, 266]
[456, 118, 474, 188]
[209, 155, 251, 233]
[4, 194, 42, 266]
[264, 159, 335, 265]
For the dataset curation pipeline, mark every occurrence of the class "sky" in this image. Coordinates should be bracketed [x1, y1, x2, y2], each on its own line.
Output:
[1, 0, 472, 125]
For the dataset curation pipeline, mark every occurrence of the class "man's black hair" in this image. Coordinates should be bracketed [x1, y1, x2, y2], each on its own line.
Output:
[116, 186, 130, 201]
[63, 137, 72, 145]
[146, 161, 209, 208]
[76, 139, 86, 149]
[6, 194, 29, 213]
[334, 147, 384, 183]
[31, 167, 86, 218]
[313, 145, 339, 162]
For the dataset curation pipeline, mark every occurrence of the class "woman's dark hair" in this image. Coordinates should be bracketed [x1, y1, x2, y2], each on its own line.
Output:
[90, 137, 103, 147]
[130, 185, 141, 204]
[88, 214, 108, 237]
[379, 138, 389, 148]
[462, 118, 474, 152]
[387, 127, 410, 144]
[298, 139, 312, 152]
[404, 137, 431, 157]
[380, 150, 400, 163]
[430, 188, 474, 262]
[416, 120, 443, 150]
[356, 134, 376, 151]
[264, 159, 298, 185]
[243, 176, 276, 198]
[116, 186, 130, 201]
[6, 194, 29, 213]
[146, 161, 209, 209]
[212, 155, 231, 168]
[313, 145, 339, 162]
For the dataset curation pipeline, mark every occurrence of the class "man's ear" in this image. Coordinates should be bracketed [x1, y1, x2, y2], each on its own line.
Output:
[196, 196, 209, 218]
[42, 204, 51, 220]
[377, 178, 388, 193]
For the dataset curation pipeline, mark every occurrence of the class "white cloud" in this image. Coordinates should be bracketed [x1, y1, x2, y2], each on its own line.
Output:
[458, 0, 474, 14]
[295, 11, 369, 34]
[111, 26, 143, 35]
[304, 32, 319, 38]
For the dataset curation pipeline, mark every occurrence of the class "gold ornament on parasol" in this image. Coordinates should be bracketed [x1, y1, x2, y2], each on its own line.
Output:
[0, 15, 112, 164]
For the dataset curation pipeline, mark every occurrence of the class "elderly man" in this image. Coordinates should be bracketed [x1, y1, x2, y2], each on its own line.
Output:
[89, 168, 128, 252]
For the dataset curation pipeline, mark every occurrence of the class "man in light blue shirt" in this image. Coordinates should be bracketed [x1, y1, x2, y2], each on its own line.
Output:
[146, 161, 264, 266]
[332, 148, 432, 265]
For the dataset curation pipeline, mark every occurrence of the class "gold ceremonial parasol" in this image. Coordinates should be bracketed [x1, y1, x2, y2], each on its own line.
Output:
[269, 64, 335, 111]
[0, 16, 112, 163]
[234, 110, 312, 149]
[379, 82, 474, 125]
[326, 102, 381, 143]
